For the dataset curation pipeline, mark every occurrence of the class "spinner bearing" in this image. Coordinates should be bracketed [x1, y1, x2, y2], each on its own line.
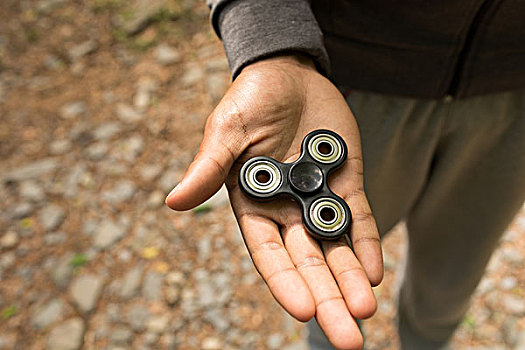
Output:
[239, 130, 352, 240]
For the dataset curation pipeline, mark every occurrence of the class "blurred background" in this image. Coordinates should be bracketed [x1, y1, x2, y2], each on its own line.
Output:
[0, 0, 524, 349]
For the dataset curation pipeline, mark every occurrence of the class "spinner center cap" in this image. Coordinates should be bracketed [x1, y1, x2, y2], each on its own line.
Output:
[290, 162, 323, 193]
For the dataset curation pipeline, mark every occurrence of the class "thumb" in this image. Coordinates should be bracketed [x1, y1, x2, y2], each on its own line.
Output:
[165, 111, 249, 211]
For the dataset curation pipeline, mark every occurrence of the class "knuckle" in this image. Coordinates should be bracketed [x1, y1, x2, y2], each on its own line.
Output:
[296, 255, 327, 271]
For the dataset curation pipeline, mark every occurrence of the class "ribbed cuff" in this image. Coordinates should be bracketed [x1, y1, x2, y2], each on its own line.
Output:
[209, 0, 330, 79]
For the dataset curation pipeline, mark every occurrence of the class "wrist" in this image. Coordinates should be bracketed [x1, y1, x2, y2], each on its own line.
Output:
[241, 52, 318, 76]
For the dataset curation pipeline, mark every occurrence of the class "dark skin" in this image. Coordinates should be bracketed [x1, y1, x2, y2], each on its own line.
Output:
[166, 55, 383, 350]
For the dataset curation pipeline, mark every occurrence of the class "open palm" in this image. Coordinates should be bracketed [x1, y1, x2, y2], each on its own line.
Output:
[166, 55, 383, 350]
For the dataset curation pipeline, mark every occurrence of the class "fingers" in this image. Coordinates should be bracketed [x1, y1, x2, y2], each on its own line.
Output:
[321, 238, 377, 319]
[282, 220, 364, 350]
[166, 109, 250, 211]
[236, 209, 316, 322]
[344, 188, 384, 286]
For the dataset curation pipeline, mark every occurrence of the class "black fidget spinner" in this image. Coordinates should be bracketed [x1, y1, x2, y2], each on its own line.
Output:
[239, 129, 352, 240]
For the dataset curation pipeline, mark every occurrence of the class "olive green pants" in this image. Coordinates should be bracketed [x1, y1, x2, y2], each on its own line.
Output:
[308, 89, 525, 349]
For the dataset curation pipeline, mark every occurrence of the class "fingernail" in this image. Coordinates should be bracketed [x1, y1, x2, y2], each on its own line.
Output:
[165, 183, 180, 202]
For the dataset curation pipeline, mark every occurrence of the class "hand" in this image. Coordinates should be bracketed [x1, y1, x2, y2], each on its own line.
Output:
[166, 55, 383, 349]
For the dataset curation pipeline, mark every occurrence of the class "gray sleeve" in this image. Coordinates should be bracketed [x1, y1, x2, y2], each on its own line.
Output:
[206, 0, 330, 79]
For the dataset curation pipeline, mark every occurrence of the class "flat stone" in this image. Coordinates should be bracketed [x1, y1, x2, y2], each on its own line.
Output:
[49, 140, 72, 155]
[201, 337, 222, 350]
[70, 274, 104, 313]
[116, 103, 143, 123]
[267, 333, 284, 349]
[155, 44, 181, 65]
[205, 57, 229, 72]
[44, 232, 67, 245]
[127, 305, 150, 332]
[500, 276, 517, 290]
[46, 318, 85, 350]
[85, 142, 108, 161]
[181, 64, 204, 86]
[206, 72, 227, 104]
[139, 164, 162, 182]
[110, 327, 133, 345]
[142, 271, 162, 301]
[59, 101, 87, 119]
[114, 135, 144, 161]
[52, 253, 74, 289]
[204, 308, 229, 332]
[134, 78, 157, 110]
[93, 122, 122, 141]
[0, 231, 19, 249]
[39, 204, 66, 231]
[147, 314, 170, 334]
[102, 181, 137, 205]
[117, 0, 173, 35]
[19, 180, 46, 202]
[164, 286, 180, 305]
[11, 202, 34, 219]
[119, 265, 144, 300]
[146, 190, 165, 208]
[93, 218, 129, 249]
[68, 40, 98, 60]
[31, 298, 64, 329]
[502, 295, 525, 315]
[2, 158, 58, 182]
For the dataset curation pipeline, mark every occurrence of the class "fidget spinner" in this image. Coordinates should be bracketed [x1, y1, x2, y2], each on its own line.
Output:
[239, 129, 352, 240]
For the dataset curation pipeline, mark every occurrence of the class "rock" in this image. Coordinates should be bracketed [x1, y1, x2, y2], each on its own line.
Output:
[155, 44, 181, 65]
[0, 252, 15, 269]
[31, 298, 64, 329]
[267, 333, 284, 349]
[120, 265, 144, 300]
[201, 337, 222, 350]
[127, 305, 150, 332]
[500, 276, 517, 290]
[68, 40, 98, 60]
[39, 204, 66, 231]
[165, 271, 184, 286]
[117, 0, 175, 35]
[19, 180, 46, 202]
[110, 327, 133, 346]
[85, 142, 108, 161]
[102, 181, 137, 205]
[93, 122, 122, 141]
[44, 232, 67, 245]
[146, 190, 165, 208]
[516, 330, 525, 350]
[70, 274, 104, 313]
[116, 103, 143, 123]
[142, 271, 163, 301]
[205, 57, 229, 72]
[115, 135, 144, 161]
[181, 64, 204, 86]
[46, 318, 85, 350]
[49, 140, 72, 155]
[164, 286, 180, 305]
[0, 231, 19, 249]
[11, 202, 34, 219]
[52, 253, 74, 288]
[197, 237, 211, 262]
[2, 158, 58, 182]
[204, 308, 229, 332]
[134, 78, 157, 110]
[139, 164, 162, 182]
[206, 72, 227, 104]
[143, 332, 159, 345]
[93, 218, 129, 249]
[147, 315, 170, 334]
[59, 101, 87, 119]
[64, 164, 87, 198]
[502, 295, 525, 315]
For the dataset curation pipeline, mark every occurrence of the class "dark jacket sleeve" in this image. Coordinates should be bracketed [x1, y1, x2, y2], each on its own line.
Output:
[206, 0, 330, 79]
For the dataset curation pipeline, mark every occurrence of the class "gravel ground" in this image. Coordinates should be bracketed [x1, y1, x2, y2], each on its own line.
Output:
[0, 1, 523, 349]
